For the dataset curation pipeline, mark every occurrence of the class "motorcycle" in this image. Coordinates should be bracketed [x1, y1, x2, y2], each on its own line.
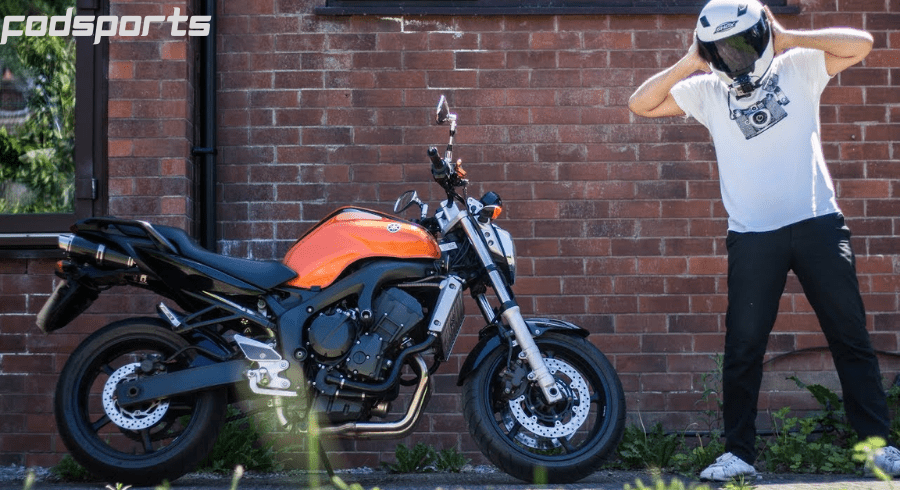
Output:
[37, 96, 626, 485]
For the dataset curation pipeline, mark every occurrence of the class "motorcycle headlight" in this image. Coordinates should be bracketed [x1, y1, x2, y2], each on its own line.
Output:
[491, 226, 516, 285]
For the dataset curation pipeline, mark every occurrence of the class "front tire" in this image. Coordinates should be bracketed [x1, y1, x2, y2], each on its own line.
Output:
[462, 332, 625, 483]
[54, 318, 227, 485]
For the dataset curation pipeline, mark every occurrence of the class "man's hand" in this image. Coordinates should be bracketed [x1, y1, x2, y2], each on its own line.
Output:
[687, 33, 712, 74]
[763, 4, 872, 76]
[764, 5, 791, 55]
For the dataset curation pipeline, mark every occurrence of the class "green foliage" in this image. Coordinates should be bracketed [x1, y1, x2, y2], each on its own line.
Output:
[852, 436, 892, 483]
[196, 406, 287, 474]
[624, 473, 714, 490]
[49, 454, 95, 482]
[332, 475, 381, 490]
[382, 442, 469, 473]
[434, 447, 470, 473]
[615, 423, 683, 471]
[887, 384, 900, 445]
[0, 29, 76, 213]
[671, 432, 726, 475]
[759, 377, 857, 474]
[384, 442, 437, 473]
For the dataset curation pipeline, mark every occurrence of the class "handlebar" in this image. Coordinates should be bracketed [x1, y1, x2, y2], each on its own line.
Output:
[428, 147, 450, 182]
[428, 147, 444, 170]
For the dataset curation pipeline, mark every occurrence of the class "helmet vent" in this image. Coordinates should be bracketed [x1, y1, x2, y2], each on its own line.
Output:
[737, 4, 748, 16]
[699, 15, 710, 27]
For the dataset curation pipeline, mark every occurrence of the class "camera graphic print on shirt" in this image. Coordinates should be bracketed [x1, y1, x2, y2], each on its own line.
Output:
[729, 75, 790, 140]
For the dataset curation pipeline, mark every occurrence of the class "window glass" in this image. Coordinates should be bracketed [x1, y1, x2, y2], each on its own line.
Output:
[0, 0, 77, 215]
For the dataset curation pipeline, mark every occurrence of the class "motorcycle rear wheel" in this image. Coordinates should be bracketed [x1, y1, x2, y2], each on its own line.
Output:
[462, 332, 625, 483]
[54, 318, 227, 486]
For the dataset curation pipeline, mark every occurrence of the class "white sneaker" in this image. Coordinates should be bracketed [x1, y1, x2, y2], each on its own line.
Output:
[700, 452, 757, 482]
[873, 446, 900, 477]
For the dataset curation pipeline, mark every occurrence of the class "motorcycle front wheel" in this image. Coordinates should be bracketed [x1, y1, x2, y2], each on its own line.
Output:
[462, 332, 625, 483]
[54, 318, 227, 486]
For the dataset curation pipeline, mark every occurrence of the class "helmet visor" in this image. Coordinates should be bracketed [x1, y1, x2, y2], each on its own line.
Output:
[698, 16, 770, 78]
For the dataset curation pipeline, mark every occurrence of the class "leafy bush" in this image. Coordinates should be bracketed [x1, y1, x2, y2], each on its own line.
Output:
[759, 377, 857, 474]
[49, 454, 95, 482]
[383, 442, 469, 473]
[196, 406, 287, 474]
[434, 447, 470, 473]
[383, 442, 436, 473]
[615, 423, 683, 471]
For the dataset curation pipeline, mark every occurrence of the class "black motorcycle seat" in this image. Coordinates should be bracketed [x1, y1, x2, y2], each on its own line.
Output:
[155, 225, 297, 290]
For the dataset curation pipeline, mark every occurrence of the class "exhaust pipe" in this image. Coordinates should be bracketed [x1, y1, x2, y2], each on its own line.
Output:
[59, 234, 135, 268]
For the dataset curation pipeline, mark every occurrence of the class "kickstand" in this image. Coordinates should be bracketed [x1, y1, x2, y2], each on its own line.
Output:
[318, 440, 335, 478]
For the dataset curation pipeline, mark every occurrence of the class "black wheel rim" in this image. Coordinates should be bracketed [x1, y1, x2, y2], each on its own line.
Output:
[482, 339, 613, 462]
[69, 335, 206, 461]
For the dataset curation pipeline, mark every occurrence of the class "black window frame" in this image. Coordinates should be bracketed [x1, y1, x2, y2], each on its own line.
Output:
[316, 0, 798, 16]
[0, 0, 108, 258]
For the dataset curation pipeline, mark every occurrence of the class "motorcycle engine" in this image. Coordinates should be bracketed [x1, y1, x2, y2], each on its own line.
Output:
[305, 287, 425, 422]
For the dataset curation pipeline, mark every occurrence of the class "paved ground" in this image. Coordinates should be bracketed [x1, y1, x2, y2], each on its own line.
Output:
[1, 467, 897, 490]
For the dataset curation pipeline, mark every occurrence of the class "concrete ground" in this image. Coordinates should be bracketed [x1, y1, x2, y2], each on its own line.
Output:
[1, 467, 897, 490]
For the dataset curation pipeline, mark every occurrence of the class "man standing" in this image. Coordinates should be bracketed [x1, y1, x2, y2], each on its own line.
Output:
[628, 0, 899, 481]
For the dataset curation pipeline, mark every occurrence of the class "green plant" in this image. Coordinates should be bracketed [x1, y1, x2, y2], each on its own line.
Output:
[758, 377, 857, 474]
[49, 454, 95, 482]
[332, 475, 381, 490]
[887, 384, 900, 446]
[723, 474, 757, 490]
[384, 442, 436, 473]
[21, 470, 36, 490]
[615, 422, 683, 470]
[434, 447, 470, 472]
[624, 472, 714, 490]
[671, 432, 726, 475]
[696, 354, 724, 432]
[196, 405, 287, 474]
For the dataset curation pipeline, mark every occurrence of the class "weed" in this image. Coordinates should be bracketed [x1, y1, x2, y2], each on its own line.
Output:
[384, 442, 436, 473]
[759, 377, 857, 474]
[21, 471, 35, 490]
[382, 442, 469, 473]
[615, 422, 683, 470]
[48, 454, 95, 482]
[624, 472, 714, 490]
[723, 474, 756, 490]
[197, 405, 288, 474]
[332, 475, 382, 490]
[671, 432, 726, 475]
[434, 447, 470, 472]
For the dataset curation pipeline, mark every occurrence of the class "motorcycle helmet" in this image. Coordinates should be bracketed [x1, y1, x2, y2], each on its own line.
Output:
[695, 0, 774, 99]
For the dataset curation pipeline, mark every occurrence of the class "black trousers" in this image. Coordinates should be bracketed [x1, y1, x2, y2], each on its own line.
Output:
[723, 213, 890, 464]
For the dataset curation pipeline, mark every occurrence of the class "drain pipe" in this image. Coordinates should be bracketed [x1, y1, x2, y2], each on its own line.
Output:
[192, 0, 217, 251]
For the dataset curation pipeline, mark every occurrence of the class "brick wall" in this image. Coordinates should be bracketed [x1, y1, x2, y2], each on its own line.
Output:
[1, 0, 898, 470]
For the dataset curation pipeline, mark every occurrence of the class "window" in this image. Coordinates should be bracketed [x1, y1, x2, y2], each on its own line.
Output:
[0, 0, 107, 256]
[316, 0, 796, 16]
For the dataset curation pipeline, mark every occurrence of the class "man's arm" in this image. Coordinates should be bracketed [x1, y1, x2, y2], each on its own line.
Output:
[766, 6, 873, 76]
[628, 37, 709, 118]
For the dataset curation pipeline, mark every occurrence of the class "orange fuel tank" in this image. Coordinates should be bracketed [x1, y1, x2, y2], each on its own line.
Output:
[282, 207, 441, 289]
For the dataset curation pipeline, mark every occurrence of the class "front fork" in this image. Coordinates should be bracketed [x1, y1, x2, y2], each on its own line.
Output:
[460, 217, 563, 404]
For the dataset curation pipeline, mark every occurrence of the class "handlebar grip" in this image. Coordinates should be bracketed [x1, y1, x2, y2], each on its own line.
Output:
[427, 147, 444, 170]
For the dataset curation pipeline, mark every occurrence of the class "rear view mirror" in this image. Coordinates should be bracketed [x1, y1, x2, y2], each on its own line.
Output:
[436, 96, 450, 125]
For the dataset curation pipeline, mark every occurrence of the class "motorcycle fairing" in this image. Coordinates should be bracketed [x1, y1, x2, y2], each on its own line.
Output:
[283, 207, 441, 289]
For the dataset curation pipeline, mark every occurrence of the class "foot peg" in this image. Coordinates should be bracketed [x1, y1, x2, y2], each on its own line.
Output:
[234, 334, 297, 397]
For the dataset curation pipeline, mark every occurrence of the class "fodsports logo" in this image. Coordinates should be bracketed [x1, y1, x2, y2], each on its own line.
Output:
[1, 7, 210, 45]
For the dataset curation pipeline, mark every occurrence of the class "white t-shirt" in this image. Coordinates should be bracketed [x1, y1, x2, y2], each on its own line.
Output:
[671, 48, 839, 233]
